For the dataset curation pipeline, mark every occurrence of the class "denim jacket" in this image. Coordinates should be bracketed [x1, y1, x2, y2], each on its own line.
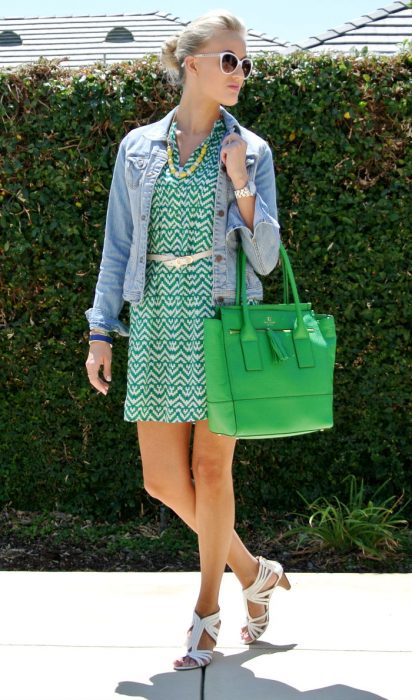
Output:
[85, 104, 281, 336]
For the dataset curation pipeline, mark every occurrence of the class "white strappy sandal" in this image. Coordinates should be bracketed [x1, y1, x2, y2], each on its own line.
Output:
[241, 556, 291, 644]
[173, 609, 221, 671]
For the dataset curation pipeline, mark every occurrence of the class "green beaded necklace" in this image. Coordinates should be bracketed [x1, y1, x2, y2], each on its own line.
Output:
[166, 112, 222, 179]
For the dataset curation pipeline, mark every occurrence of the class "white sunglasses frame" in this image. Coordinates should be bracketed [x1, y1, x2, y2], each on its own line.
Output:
[181, 51, 253, 79]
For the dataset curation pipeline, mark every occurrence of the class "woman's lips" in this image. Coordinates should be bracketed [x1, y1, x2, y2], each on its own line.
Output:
[228, 85, 240, 91]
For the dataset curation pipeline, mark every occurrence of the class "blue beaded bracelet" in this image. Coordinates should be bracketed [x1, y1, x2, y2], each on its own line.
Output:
[89, 333, 113, 344]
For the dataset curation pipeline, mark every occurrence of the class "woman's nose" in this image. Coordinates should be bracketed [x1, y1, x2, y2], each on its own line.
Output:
[233, 64, 244, 79]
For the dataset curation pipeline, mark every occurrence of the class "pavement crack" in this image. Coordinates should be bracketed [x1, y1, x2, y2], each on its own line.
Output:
[201, 665, 206, 699]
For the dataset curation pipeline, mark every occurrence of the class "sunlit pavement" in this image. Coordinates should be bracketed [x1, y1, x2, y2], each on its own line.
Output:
[0, 571, 411, 699]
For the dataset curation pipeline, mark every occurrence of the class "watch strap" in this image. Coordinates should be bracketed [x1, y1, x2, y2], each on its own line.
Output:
[234, 180, 256, 199]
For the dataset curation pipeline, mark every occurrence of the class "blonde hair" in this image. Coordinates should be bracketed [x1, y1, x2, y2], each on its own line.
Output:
[160, 9, 248, 87]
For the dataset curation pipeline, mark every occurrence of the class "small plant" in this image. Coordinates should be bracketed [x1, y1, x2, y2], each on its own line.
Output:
[281, 474, 410, 559]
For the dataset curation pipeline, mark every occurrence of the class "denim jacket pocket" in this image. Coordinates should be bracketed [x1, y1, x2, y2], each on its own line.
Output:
[125, 155, 149, 189]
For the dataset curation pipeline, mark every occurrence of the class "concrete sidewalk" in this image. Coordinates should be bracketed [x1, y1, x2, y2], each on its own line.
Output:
[0, 570, 411, 700]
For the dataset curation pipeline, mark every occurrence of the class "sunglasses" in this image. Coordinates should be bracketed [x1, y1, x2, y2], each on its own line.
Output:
[182, 51, 253, 79]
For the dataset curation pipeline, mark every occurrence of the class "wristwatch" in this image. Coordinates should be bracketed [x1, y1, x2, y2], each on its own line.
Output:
[234, 179, 256, 199]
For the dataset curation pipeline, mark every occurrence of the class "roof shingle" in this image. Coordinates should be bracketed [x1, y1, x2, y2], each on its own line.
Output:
[283, 1, 412, 55]
[0, 10, 287, 69]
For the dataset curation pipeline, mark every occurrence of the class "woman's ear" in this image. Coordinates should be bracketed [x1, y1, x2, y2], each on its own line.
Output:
[184, 55, 199, 77]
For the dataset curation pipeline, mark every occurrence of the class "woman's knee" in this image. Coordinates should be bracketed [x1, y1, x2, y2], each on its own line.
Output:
[192, 456, 233, 488]
[191, 420, 237, 488]
[137, 420, 193, 501]
[143, 468, 193, 503]
[143, 474, 165, 500]
[143, 471, 170, 500]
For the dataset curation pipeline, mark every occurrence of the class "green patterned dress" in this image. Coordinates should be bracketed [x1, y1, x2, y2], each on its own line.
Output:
[124, 115, 257, 423]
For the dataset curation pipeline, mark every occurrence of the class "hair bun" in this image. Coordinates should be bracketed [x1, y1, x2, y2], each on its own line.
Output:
[160, 35, 180, 71]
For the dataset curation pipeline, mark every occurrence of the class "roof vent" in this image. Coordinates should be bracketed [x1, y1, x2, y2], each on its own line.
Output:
[105, 27, 134, 43]
[0, 30, 22, 46]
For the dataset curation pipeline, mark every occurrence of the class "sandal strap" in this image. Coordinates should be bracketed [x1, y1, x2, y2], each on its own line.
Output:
[245, 616, 268, 640]
[180, 610, 220, 667]
[243, 611, 268, 626]
[242, 557, 283, 607]
[242, 557, 284, 642]
[185, 648, 213, 666]
[188, 610, 220, 650]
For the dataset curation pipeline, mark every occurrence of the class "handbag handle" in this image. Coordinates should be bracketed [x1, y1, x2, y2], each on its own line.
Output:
[235, 242, 315, 368]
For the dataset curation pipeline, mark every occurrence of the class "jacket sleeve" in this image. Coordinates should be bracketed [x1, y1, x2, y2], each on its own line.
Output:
[84, 137, 132, 336]
[226, 141, 281, 275]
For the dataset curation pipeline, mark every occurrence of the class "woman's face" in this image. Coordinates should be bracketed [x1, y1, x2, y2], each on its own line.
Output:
[184, 30, 249, 105]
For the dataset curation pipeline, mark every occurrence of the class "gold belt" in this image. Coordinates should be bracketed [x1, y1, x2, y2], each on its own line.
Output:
[146, 248, 213, 268]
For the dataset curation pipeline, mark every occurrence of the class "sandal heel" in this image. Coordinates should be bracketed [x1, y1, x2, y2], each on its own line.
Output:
[279, 573, 291, 590]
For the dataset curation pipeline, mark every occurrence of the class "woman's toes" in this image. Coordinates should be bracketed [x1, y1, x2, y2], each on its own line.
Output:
[174, 654, 198, 669]
[240, 625, 251, 641]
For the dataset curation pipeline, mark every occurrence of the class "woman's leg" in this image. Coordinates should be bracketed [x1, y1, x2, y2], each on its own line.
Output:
[190, 417, 236, 617]
[136, 419, 259, 587]
[175, 417, 237, 667]
[137, 420, 278, 659]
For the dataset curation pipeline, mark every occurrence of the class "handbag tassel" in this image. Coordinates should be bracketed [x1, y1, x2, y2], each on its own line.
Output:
[266, 329, 289, 362]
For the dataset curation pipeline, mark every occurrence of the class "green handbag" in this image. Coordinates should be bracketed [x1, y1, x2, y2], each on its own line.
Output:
[203, 242, 337, 439]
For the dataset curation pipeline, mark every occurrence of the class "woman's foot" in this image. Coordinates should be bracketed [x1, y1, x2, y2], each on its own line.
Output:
[240, 557, 291, 644]
[173, 609, 221, 670]
[240, 559, 279, 643]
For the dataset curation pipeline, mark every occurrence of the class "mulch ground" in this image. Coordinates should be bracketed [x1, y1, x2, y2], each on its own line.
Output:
[0, 507, 410, 573]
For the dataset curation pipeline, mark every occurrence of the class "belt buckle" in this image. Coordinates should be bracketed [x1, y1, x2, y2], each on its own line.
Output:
[163, 254, 194, 268]
[174, 255, 194, 268]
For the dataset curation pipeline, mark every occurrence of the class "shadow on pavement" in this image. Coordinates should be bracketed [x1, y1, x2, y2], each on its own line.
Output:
[115, 643, 387, 699]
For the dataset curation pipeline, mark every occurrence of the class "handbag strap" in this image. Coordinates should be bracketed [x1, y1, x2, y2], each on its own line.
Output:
[282, 257, 289, 304]
[236, 242, 302, 313]
[236, 243, 315, 368]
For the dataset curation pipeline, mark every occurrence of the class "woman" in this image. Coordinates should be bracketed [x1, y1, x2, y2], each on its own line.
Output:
[85, 10, 290, 671]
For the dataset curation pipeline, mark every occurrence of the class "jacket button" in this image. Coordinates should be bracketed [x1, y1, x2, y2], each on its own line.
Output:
[218, 209, 225, 217]
[217, 296, 224, 303]
[215, 254, 223, 262]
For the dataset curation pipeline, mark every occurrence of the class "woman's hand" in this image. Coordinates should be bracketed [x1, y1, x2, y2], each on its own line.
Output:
[220, 132, 248, 189]
[85, 342, 112, 395]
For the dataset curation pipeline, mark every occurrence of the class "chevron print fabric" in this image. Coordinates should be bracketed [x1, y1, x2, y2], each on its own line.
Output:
[124, 114, 258, 423]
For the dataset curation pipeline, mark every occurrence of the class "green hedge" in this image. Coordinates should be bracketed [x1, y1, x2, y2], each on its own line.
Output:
[1, 50, 411, 522]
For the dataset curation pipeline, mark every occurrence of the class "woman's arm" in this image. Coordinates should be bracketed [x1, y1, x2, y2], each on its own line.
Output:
[226, 142, 281, 276]
[84, 137, 132, 336]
